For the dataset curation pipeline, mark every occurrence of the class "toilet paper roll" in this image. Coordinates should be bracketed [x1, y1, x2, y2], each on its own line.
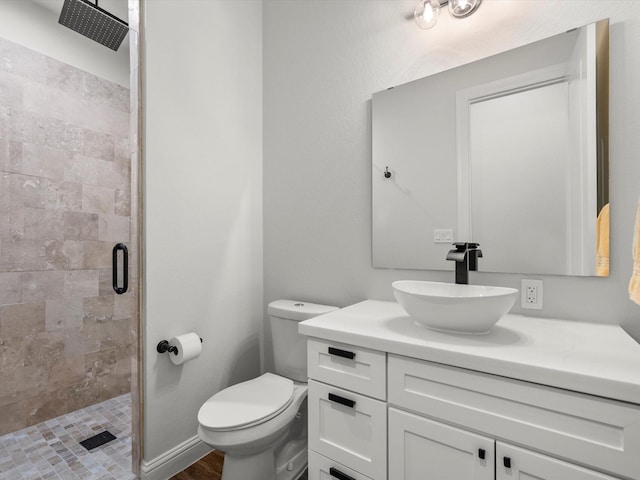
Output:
[169, 332, 202, 365]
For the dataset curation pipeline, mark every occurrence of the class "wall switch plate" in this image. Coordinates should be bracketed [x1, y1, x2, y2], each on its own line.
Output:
[521, 279, 543, 310]
[434, 229, 454, 244]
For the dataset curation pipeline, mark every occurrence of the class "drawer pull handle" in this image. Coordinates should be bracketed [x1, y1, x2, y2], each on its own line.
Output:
[478, 448, 486, 460]
[503, 457, 512, 469]
[328, 347, 355, 359]
[328, 393, 356, 408]
[329, 467, 356, 480]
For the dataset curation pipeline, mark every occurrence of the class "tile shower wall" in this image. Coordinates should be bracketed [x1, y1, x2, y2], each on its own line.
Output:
[0, 37, 131, 436]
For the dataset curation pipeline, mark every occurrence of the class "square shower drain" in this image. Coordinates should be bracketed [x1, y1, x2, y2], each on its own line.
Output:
[79, 430, 117, 451]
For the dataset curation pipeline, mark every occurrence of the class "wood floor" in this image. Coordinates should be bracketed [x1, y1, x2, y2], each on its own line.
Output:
[170, 450, 308, 480]
[170, 450, 224, 480]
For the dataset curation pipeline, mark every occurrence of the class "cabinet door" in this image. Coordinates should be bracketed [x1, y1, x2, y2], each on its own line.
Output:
[389, 408, 494, 480]
[496, 443, 620, 480]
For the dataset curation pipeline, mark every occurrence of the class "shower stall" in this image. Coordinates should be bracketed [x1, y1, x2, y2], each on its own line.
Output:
[0, 0, 140, 477]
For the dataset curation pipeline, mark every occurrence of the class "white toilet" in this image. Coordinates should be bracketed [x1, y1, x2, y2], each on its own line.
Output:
[197, 300, 338, 480]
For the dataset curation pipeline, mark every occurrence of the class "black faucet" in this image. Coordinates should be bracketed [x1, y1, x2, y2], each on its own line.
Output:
[446, 242, 483, 284]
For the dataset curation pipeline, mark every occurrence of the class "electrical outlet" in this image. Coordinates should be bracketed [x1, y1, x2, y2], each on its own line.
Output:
[521, 279, 543, 310]
[433, 229, 454, 244]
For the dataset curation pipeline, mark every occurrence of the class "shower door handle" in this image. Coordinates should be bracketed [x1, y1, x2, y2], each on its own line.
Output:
[112, 243, 128, 294]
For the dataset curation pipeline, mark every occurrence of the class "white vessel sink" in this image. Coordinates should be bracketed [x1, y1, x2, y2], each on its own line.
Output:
[392, 280, 518, 334]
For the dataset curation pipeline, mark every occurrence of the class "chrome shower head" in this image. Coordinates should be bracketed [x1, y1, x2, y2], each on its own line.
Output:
[58, 0, 129, 51]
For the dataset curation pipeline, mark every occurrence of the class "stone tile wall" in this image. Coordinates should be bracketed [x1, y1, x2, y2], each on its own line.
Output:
[0, 37, 132, 436]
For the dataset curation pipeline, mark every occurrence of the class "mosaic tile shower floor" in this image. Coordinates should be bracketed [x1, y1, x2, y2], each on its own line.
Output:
[0, 394, 134, 480]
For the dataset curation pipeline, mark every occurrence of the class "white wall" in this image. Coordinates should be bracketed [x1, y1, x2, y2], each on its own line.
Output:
[263, 0, 640, 371]
[0, 0, 129, 86]
[142, 0, 263, 476]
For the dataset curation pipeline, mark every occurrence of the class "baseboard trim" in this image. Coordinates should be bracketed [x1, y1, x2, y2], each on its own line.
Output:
[140, 435, 212, 480]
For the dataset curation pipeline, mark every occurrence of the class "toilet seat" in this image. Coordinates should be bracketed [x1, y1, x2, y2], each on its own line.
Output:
[198, 373, 294, 431]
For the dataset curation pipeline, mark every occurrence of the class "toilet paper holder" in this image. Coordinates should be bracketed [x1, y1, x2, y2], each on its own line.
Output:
[156, 337, 203, 356]
[156, 340, 178, 355]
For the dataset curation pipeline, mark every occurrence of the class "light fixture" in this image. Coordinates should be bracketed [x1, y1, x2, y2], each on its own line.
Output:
[414, 0, 441, 30]
[414, 0, 482, 30]
[448, 0, 483, 18]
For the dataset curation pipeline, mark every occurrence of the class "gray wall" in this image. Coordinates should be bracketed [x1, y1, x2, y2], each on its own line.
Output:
[263, 0, 640, 371]
[142, 0, 263, 475]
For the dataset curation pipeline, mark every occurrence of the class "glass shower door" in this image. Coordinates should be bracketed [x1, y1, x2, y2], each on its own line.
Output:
[0, 34, 135, 438]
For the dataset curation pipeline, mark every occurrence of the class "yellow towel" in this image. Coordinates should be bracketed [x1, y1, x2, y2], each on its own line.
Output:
[596, 203, 609, 276]
[630, 198, 640, 305]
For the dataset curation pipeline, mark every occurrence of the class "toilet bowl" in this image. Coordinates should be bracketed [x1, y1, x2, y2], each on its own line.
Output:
[197, 300, 338, 480]
[198, 373, 308, 480]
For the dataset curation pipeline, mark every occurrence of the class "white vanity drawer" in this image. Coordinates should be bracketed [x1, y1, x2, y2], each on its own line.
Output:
[308, 380, 387, 480]
[388, 354, 640, 480]
[308, 450, 374, 480]
[307, 338, 386, 400]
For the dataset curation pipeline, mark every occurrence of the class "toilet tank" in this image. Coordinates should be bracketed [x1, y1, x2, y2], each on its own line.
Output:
[268, 300, 338, 382]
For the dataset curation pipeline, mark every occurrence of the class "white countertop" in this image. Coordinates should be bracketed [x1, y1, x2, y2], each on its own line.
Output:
[299, 300, 640, 405]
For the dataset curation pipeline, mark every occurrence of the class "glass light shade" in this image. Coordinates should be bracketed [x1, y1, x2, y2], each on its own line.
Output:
[414, 0, 441, 30]
[448, 0, 482, 18]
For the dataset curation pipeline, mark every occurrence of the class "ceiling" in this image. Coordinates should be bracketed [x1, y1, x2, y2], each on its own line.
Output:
[31, 0, 129, 23]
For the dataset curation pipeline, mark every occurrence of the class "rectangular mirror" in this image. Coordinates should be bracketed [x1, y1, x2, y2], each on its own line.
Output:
[372, 19, 609, 276]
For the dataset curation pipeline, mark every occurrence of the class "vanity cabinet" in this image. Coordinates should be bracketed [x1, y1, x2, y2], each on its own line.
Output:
[307, 341, 640, 480]
[307, 339, 387, 480]
[300, 300, 640, 480]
